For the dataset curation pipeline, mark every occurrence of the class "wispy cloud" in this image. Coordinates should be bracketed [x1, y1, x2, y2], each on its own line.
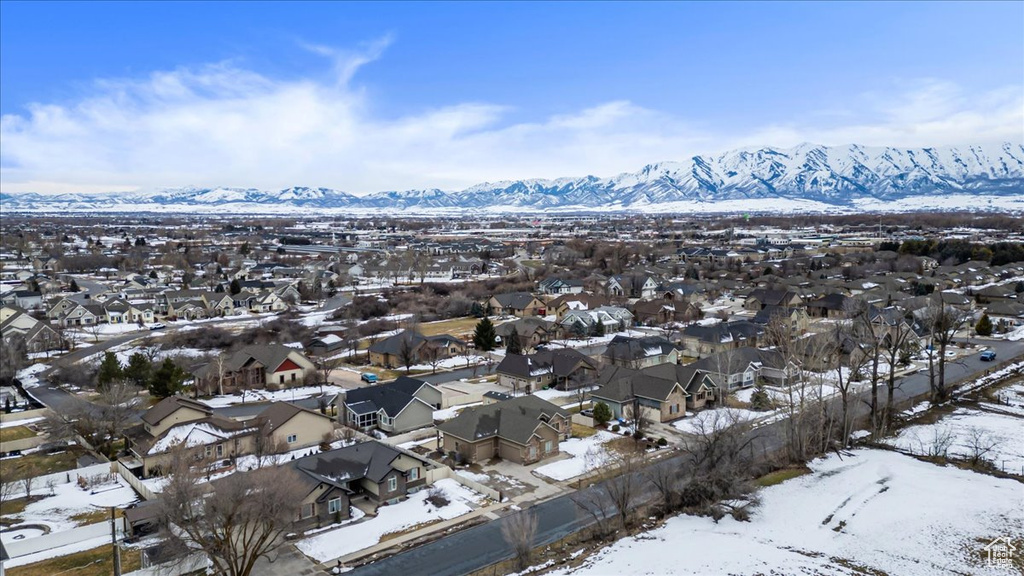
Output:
[2, 41, 1020, 195]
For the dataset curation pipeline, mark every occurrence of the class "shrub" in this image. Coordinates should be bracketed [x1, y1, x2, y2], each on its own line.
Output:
[611, 424, 621, 432]
[657, 438, 668, 447]
[592, 402, 612, 426]
[425, 486, 450, 508]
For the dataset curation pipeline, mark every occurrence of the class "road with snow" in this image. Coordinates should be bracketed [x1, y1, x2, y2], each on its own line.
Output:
[346, 338, 1024, 576]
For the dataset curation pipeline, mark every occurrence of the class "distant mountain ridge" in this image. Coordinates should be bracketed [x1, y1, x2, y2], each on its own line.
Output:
[3, 142, 1023, 213]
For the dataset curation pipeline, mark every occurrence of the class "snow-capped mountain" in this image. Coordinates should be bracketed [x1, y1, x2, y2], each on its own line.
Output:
[3, 143, 1022, 214]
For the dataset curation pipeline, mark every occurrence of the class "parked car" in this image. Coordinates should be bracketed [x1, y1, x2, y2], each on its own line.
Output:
[149, 322, 166, 330]
[360, 372, 378, 383]
[980, 350, 997, 361]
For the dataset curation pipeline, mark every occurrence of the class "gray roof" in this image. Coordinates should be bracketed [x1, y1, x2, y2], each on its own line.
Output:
[602, 335, 678, 362]
[491, 292, 541, 310]
[437, 395, 567, 445]
[141, 395, 212, 426]
[591, 365, 684, 403]
[293, 440, 411, 485]
[343, 376, 436, 417]
[496, 348, 597, 379]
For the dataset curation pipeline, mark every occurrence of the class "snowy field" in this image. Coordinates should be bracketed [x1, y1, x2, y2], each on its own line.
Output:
[1, 463, 140, 539]
[547, 449, 1023, 576]
[885, 407, 1024, 474]
[534, 431, 618, 481]
[296, 478, 484, 562]
[671, 406, 763, 435]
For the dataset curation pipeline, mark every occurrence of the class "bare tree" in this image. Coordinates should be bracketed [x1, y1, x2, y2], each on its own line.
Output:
[623, 382, 651, 446]
[847, 298, 884, 434]
[45, 380, 142, 457]
[963, 426, 1001, 467]
[879, 310, 915, 435]
[922, 295, 968, 403]
[644, 459, 681, 514]
[500, 510, 539, 571]
[398, 334, 417, 374]
[250, 417, 287, 470]
[602, 447, 645, 531]
[681, 408, 760, 510]
[160, 448, 306, 576]
[19, 474, 36, 500]
[420, 342, 443, 375]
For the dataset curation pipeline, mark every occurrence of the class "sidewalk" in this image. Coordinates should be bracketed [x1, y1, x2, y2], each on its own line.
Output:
[322, 500, 513, 569]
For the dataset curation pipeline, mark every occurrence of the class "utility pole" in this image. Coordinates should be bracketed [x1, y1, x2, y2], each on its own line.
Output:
[110, 507, 121, 576]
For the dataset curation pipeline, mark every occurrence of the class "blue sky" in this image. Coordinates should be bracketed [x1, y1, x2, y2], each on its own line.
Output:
[1, 1, 1021, 194]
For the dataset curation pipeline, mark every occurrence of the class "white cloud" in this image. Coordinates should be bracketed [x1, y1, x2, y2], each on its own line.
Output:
[2, 43, 1021, 196]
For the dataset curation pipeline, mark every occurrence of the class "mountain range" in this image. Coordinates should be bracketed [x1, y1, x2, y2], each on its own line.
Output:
[3, 143, 1023, 214]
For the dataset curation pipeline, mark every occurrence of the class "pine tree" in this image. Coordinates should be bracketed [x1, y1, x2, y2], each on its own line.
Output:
[123, 352, 153, 389]
[505, 333, 522, 355]
[150, 358, 185, 398]
[749, 380, 772, 411]
[230, 278, 242, 295]
[69, 279, 80, 292]
[592, 402, 612, 426]
[96, 351, 123, 388]
[473, 317, 497, 351]
[975, 313, 993, 337]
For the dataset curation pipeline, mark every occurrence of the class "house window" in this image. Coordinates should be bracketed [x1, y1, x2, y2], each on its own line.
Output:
[328, 498, 342, 514]
[301, 503, 315, 519]
[387, 476, 398, 492]
[528, 446, 538, 460]
[408, 467, 420, 481]
[216, 444, 223, 457]
[291, 373, 296, 382]
[287, 434, 297, 443]
[279, 375, 285, 384]
[544, 440, 553, 453]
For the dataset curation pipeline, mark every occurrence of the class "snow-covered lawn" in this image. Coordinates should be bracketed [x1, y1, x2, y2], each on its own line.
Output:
[531, 386, 596, 404]
[533, 431, 618, 482]
[198, 384, 345, 407]
[547, 449, 1023, 576]
[296, 478, 484, 563]
[14, 363, 48, 389]
[671, 407, 762, 435]
[2, 463, 140, 539]
[885, 407, 1024, 473]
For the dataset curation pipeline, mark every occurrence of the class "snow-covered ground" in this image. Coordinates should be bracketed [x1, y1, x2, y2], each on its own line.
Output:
[671, 407, 763, 435]
[533, 431, 618, 482]
[546, 449, 1023, 576]
[198, 384, 345, 407]
[885, 407, 1024, 473]
[432, 401, 482, 421]
[14, 363, 48, 389]
[2, 463, 140, 539]
[296, 478, 485, 563]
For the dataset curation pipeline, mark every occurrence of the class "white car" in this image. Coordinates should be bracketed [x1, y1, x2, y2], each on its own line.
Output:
[149, 322, 167, 330]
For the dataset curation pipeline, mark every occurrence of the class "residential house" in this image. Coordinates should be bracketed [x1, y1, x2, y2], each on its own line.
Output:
[751, 305, 810, 335]
[1, 305, 61, 352]
[0, 290, 43, 310]
[548, 293, 611, 321]
[606, 274, 660, 299]
[537, 277, 585, 295]
[603, 335, 680, 368]
[496, 348, 598, 394]
[680, 320, 764, 358]
[744, 288, 803, 311]
[692, 346, 799, 390]
[805, 293, 853, 318]
[487, 292, 547, 317]
[290, 441, 435, 530]
[192, 344, 317, 393]
[341, 376, 442, 434]
[495, 317, 554, 352]
[590, 365, 691, 422]
[558, 306, 633, 337]
[367, 330, 467, 368]
[643, 362, 721, 411]
[437, 395, 570, 465]
[631, 298, 701, 326]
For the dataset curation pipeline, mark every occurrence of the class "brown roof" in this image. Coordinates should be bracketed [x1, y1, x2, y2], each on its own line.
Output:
[141, 396, 212, 426]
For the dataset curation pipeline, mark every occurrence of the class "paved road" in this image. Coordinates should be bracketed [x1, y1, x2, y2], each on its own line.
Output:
[346, 340, 1024, 576]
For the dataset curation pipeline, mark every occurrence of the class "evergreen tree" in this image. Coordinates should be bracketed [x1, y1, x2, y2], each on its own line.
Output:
[150, 358, 186, 398]
[69, 278, 80, 292]
[96, 351, 123, 388]
[505, 333, 522, 355]
[214, 283, 225, 293]
[230, 278, 242, 295]
[470, 302, 485, 318]
[594, 320, 606, 337]
[592, 402, 612, 426]
[123, 352, 153, 389]
[975, 313, 993, 337]
[149, 270, 158, 279]
[749, 380, 772, 411]
[473, 317, 497, 351]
